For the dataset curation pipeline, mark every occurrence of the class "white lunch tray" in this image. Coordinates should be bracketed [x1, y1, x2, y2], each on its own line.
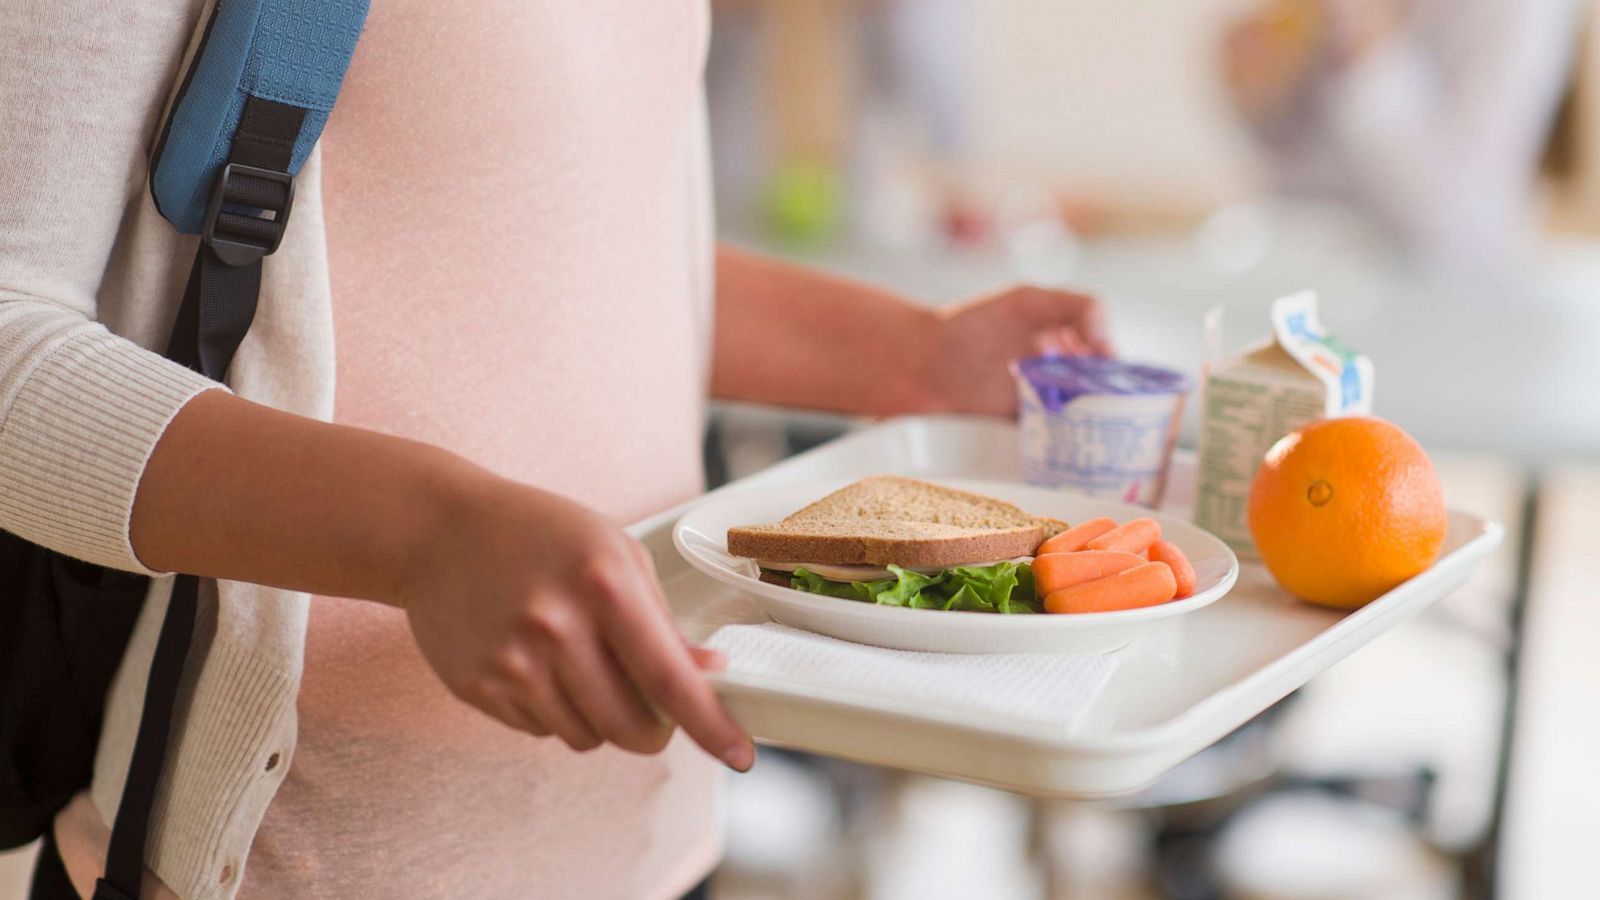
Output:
[630, 415, 1503, 798]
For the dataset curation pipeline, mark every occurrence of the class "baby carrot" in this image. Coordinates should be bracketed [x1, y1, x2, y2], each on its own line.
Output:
[1031, 550, 1146, 597]
[1149, 539, 1197, 598]
[1038, 517, 1117, 555]
[1085, 517, 1162, 555]
[1044, 562, 1177, 614]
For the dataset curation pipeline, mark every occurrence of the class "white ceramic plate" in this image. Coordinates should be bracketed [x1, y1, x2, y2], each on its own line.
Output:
[673, 478, 1239, 654]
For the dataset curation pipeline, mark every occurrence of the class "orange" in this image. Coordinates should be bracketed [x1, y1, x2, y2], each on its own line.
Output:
[1247, 417, 1446, 609]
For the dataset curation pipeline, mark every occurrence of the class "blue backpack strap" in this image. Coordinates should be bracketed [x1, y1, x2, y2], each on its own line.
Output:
[150, 0, 368, 247]
[94, 6, 366, 900]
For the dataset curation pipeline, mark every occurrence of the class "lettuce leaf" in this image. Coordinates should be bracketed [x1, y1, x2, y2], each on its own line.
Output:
[946, 563, 1039, 614]
[779, 561, 1041, 614]
[873, 567, 943, 607]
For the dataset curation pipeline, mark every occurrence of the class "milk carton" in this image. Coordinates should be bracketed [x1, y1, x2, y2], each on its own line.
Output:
[1194, 291, 1374, 556]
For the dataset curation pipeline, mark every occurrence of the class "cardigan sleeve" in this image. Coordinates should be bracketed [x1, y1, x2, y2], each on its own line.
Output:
[0, 0, 223, 574]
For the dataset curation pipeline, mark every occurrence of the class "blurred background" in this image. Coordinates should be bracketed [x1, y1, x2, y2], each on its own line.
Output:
[701, 0, 1600, 898]
[4, 1, 1595, 897]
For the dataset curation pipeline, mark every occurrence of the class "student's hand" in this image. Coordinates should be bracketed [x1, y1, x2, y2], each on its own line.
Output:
[397, 473, 754, 769]
[712, 246, 1111, 418]
[927, 285, 1111, 417]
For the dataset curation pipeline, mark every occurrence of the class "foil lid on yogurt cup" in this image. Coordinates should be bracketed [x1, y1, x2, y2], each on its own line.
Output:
[1013, 355, 1192, 412]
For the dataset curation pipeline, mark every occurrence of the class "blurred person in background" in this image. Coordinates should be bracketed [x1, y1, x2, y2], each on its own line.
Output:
[712, 0, 983, 247]
[1222, 0, 1584, 275]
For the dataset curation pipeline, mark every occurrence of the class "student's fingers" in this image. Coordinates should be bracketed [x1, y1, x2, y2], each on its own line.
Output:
[554, 635, 673, 754]
[533, 681, 602, 753]
[498, 696, 552, 737]
[1046, 289, 1113, 357]
[1075, 298, 1115, 357]
[630, 539, 661, 580]
[511, 692, 600, 752]
[472, 679, 553, 737]
[627, 540, 727, 673]
[504, 663, 601, 752]
[600, 575, 753, 771]
[690, 647, 726, 671]
[1014, 286, 1113, 358]
[1033, 326, 1089, 357]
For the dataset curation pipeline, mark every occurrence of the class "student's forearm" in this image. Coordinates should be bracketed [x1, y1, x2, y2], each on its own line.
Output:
[711, 244, 941, 415]
[129, 388, 475, 605]
[130, 385, 754, 762]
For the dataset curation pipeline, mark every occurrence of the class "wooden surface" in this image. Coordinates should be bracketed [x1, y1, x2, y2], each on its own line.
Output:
[1501, 463, 1600, 898]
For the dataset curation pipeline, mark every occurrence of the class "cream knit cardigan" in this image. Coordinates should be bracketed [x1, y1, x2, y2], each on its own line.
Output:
[2, 2, 333, 896]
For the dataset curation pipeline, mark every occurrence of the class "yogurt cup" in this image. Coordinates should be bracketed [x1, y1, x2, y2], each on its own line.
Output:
[1012, 355, 1193, 507]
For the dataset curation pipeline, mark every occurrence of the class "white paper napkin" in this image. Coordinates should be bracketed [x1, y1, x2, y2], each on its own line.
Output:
[705, 623, 1120, 732]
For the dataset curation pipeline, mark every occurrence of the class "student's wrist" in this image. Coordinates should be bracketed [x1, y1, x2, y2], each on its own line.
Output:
[894, 304, 952, 415]
[386, 446, 496, 610]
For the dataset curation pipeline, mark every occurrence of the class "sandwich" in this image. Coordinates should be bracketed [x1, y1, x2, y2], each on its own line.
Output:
[726, 475, 1066, 614]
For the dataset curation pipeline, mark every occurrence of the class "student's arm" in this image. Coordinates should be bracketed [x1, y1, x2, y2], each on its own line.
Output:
[130, 390, 753, 767]
[712, 244, 1110, 417]
[0, 0, 222, 573]
[1, 3, 748, 766]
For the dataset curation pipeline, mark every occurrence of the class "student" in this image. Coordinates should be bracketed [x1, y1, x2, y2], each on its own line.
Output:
[1, 2, 1109, 898]
[1221, 0, 1581, 272]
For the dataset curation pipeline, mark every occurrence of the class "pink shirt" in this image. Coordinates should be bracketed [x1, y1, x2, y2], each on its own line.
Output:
[239, 1, 719, 897]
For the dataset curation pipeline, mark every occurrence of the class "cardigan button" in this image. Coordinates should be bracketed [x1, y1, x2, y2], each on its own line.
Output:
[265, 752, 281, 772]
[219, 864, 235, 884]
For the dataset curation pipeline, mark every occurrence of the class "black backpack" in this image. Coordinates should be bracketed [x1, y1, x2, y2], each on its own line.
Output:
[0, 3, 366, 897]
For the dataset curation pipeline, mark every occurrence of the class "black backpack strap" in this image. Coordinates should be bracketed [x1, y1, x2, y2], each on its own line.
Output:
[92, 97, 303, 900]
[166, 97, 303, 377]
[92, 576, 198, 900]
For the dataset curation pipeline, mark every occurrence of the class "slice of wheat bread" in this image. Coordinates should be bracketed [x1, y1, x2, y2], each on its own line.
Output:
[727, 475, 1065, 569]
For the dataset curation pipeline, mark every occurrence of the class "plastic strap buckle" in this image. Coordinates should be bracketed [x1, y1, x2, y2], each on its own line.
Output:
[200, 163, 296, 267]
